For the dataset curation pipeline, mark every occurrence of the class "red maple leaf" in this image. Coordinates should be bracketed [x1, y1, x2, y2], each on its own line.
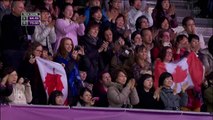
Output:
[172, 66, 187, 83]
[44, 73, 64, 95]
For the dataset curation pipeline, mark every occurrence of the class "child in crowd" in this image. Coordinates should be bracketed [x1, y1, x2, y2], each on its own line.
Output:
[48, 90, 64, 105]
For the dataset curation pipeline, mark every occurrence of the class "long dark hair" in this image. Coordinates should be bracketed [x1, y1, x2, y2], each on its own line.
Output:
[48, 90, 63, 105]
[79, 88, 93, 106]
[57, 37, 74, 59]
[137, 74, 155, 92]
[58, 3, 73, 18]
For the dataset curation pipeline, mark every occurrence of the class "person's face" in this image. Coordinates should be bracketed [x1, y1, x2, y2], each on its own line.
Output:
[33, 46, 43, 57]
[143, 77, 153, 90]
[55, 95, 64, 105]
[101, 73, 112, 87]
[89, 26, 99, 38]
[42, 50, 49, 59]
[163, 76, 173, 88]
[2, 0, 11, 8]
[44, 0, 53, 5]
[80, 71, 87, 81]
[8, 71, 18, 84]
[161, 19, 169, 30]
[80, 91, 92, 104]
[161, 0, 170, 10]
[137, 48, 148, 60]
[133, 34, 142, 45]
[12, 1, 25, 16]
[185, 19, 196, 34]
[63, 5, 73, 19]
[142, 30, 153, 44]
[162, 32, 170, 43]
[104, 29, 113, 43]
[140, 18, 149, 29]
[164, 48, 173, 62]
[112, 0, 121, 10]
[133, 0, 142, 10]
[190, 39, 200, 51]
[41, 11, 50, 22]
[64, 39, 73, 53]
[179, 37, 189, 48]
[92, 10, 102, 21]
[116, 71, 127, 85]
[116, 17, 125, 28]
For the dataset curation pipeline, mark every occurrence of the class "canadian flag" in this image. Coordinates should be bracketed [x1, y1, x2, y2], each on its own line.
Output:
[154, 52, 204, 93]
[36, 57, 68, 104]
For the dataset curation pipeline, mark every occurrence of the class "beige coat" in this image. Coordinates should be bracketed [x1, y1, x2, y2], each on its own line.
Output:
[107, 82, 139, 108]
[8, 84, 32, 104]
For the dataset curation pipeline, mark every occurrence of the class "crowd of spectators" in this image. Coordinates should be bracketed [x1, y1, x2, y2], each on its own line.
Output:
[0, 0, 212, 113]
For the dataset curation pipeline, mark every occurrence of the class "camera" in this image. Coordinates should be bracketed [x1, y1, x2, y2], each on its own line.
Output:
[74, 45, 81, 51]
[23, 77, 30, 83]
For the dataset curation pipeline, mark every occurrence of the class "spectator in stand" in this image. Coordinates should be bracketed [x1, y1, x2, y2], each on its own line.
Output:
[128, 0, 153, 32]
[54, 3, 85, 52]
[107, 69, 139, 108]
[19, 42, 47, 105]
[188, 34, 204, 61]
[1, 1, 34, 70]
[152, 30, 173, 61]
[154, 46, 174, 88]
[112, 13, 131, 47]
[0, 67, 13, 104]
[178, 16, 206, 50]
[130, 31, 143, 49]
[180, 34, 204, 112]
[173, 34, 190, 60]
[0, 0, 11, 21]
[135, 15, 149, 31]
[152, 17, 176, 42]
[48, 90, 64, 105]
[54, 37, 85, 106]
[88, 6, 111, 33]
[40, 0, 59, 18]
[141, 28, 154, 63]
[158, 72, 188, 110]
[202, 35, 213, 76]
[106, 0, 122, 23]
[79, 23, 107, 84]
[99, 27, 115, 71]
[0, 0, 11, 43]
[132, 45, 152, 81]
[8, 76, 32, 104]
[93, 71, 112, 107]
[33, 7, 56, 56]
[110, 35, 132, 74]
[134, 74, 163, 109]
[152, 0, 178, 29]
[84, 0, 107, 26]
[76, 87, 96, 107]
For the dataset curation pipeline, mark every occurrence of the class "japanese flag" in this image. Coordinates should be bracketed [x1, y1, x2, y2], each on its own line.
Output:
[154, 52, 204, 93]
[36, 57, 68, 104]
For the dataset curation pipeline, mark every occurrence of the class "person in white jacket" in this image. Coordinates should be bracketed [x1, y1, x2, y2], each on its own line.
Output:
[33, 7, 56, 55]
[127, 0, 153, 32]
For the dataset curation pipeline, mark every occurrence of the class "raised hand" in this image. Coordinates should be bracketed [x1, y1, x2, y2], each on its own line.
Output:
[173, 83, 178, 95]
[76, 15, 86, 24]
[181, 82, 189, 93]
